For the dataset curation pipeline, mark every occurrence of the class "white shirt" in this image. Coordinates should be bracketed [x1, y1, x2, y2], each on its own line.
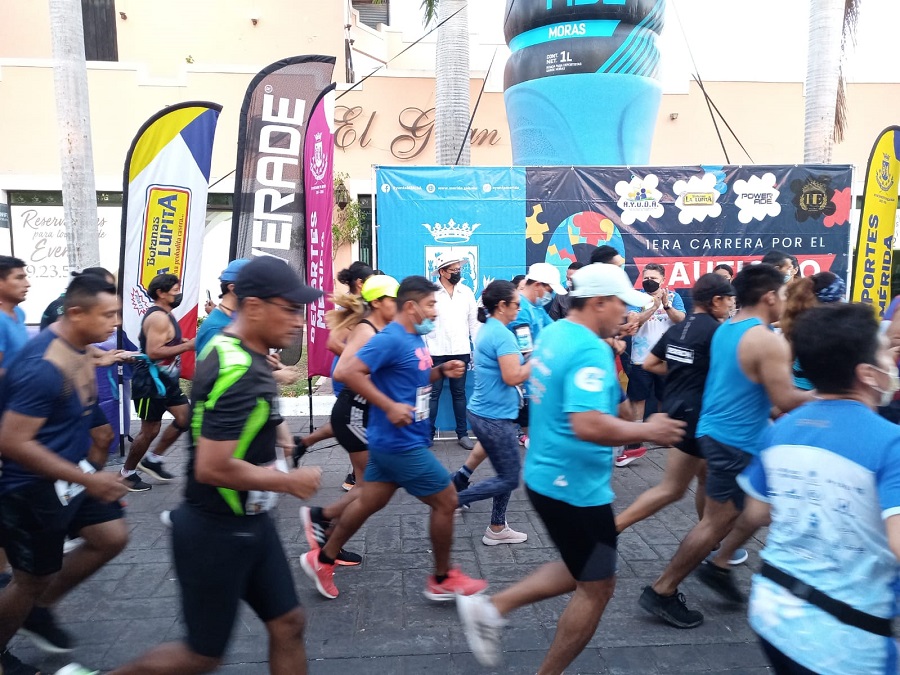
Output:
[425, 282, 480, 356]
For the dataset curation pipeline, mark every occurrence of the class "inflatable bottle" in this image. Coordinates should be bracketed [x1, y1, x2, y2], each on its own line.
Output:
[504, 0, 665, 166]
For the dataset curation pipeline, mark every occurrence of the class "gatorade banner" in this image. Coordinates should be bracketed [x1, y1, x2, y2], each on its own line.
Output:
[120, 101, 221, 380]
[376, 164, 853, 306]
[304, 85, 336, 378]
[850, 127, 900, 317]
[230, 56, 335, 281]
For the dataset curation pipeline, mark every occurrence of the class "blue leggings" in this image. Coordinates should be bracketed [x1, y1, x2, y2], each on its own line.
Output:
[458, 412, 521, 526]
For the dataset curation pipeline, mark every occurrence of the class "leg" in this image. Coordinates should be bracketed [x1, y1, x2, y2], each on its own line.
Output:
[615, 449, 704, 532]
[109, 642, 219, 675]
[320, 452, 368, 522]
[417, 485, 459, 576]
[710, 495, 770, 569]
[447, 354, 470, 439]
[458, 416, 521, 529]
[694, 464, 707, 520]
[124, 419, 161, 471]
[538, 577, 616, 675]
[0, 569, 52, 647]
[301, 421, 334, 448]
[630, 398, 646, 424]
[492, 561, 576, 617]
[147, 403, 191, 458]
[321, 481, 397, 560]
[428, 356, 449, 438]
[266, 607, 307, 675]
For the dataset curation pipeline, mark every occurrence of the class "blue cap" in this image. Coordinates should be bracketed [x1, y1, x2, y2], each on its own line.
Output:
[220, 258, 251, 283]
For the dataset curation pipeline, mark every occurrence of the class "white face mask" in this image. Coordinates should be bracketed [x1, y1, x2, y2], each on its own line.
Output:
[870, 363, 900, 407]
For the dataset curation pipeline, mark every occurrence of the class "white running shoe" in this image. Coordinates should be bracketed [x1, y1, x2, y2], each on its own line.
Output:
[54, 665, 99, 675]
[456, 592, 506, 667]
[62, 538, 83, 555]
[160, 510, 172, 528]
[482, 524, 528, 546]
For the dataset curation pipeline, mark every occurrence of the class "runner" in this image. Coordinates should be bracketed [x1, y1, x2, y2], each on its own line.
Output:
[299, 274, 400, 566]
[0, 256, 30, 376]
[457, 280, 531, 545]
[300, 276, 487, 601]
[0, 274, 129, 675]
[121, 274, 194, 491]
[194, 258, 249, 355]
[639, 264, 814, 629]
[615, 274, 735, 534]
[109, 256, 323, 675]
[740, 303, 900, 675]
[456, 264, 685, 671]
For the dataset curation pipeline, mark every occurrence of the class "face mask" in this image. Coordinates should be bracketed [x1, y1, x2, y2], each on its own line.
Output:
[566, 279, 575, 291]
[871, 363, 900, 407]
[171, 293, 183, 309]
[783, 274, 792, 283]
[537, 292, 553, 307]
[642, 279, 660, 293]
[412, 304, 435, 335]
[448, 272, 462, 285]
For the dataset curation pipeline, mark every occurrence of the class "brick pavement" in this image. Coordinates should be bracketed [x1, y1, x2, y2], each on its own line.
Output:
[9, 417, 772, 674]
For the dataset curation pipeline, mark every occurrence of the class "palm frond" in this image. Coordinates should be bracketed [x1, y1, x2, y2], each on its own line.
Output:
[421, 0, 439, 26]
[833, 0, 861, 142]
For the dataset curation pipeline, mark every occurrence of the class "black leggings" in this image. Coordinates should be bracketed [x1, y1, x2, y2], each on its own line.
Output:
[759, 638, 820, 675]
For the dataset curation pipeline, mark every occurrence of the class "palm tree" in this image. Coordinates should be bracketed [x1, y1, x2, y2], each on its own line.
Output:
[804, 0, 861, 163]
[49, 0, 101, 269]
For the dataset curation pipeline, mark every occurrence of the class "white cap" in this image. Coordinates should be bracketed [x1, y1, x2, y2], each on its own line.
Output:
[570, 263, 652, 308]
[526, 262, 567, 295]
[434, 252, 464, 271]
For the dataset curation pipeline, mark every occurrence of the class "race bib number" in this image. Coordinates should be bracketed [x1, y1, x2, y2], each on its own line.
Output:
[415, 385, 432, 422]
[54, 460, 96, 506]
[245, 448, 289, 515]
[514, 326, 534, 353]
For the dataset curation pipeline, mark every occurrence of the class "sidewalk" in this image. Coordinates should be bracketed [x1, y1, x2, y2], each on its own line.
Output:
[10, 416, 772, 674]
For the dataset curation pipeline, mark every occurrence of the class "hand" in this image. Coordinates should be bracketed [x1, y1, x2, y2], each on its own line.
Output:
[612, 338, 626, 355]
[182, 338, 195, 350]
[204, 299, 216, 315]
[441, 360, 466, 379]
[273, 367, 302, 385]
[91, 349, 125, 368]
[266, 353, 285, 371]
[284, 467, 322, 500]
[620, 317, 639, 336]
[84, 472, 129, 503]
[386, 401, 415, 427]
[643, 413, 687, 447]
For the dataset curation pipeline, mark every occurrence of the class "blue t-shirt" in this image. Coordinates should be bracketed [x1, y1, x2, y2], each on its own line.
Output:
[0, 329, 97, 494]
[0, 306, 29, 370]
[507, 295, 551, 351]
[330, 355, 343, 396]
[356, 322, 432, 454]
[738, 400, 900, 675]
[524, 320, 620, 507]
[468, 318, 521, 420]
[196, 308, 233, 356]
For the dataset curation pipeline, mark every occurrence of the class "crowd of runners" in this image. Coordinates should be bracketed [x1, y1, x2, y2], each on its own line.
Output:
[0, 244, 895, 675]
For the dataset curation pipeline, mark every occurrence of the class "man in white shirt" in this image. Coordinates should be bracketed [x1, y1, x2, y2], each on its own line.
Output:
[426, 253, 480, 449]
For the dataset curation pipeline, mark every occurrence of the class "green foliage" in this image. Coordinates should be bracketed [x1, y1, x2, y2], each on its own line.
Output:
[332, 172, 364, 260]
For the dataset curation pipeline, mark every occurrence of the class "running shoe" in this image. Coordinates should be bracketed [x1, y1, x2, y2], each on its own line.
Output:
[638, 585, 704, 629]
[336, 549, 363, 566]
[707, 544, 750, 566]
[292, 436, 308, 467]
[63, 537, 83, 554]
[122, 473, 152, 492]
[458, 436, 475, 451]
[517, 433, 528, 447]
[137, 458, 174, 482]
[160, 510, 173, 528]
[424, 568, 488, 602]
[53, 665, 100, 675]
[451, 470, 470, 493]
[696, 560, 746, 603]
[614, 446, 647, 467]
[0, 649, 40, 675]
[20, 606, 73, 653]
[482, 525, 528, 546]
[299, 506, 330, 549]
[300, 550, 338, 599]
[341, 473, 356, 492]
[457, 592, 506, 667]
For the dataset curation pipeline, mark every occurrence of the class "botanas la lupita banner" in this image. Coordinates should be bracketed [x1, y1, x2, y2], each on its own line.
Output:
[375, 164, 853, 305]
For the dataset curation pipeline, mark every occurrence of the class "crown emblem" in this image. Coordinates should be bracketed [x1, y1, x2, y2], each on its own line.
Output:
[314, 132, 322, 141]
[422, 219, 480, 243]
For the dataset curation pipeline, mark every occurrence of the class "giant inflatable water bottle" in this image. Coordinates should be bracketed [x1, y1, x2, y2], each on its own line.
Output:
[504, 0, 665, 166]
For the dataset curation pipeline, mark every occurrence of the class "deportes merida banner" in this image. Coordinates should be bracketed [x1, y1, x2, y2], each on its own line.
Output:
[119, 101, 221, 380]
[304, 84, 336, 378]
[230, 55, 335, 280]
[850, 126, 900, 317]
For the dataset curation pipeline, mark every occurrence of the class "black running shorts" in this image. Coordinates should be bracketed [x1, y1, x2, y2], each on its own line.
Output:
[133, 372, 189, 423]
[0, 480, 124, 576]
[171, 504, 300, 658]
[330, 389, 369, 454]
[527, 486, 617, 582]
[699, 435, 753, 511]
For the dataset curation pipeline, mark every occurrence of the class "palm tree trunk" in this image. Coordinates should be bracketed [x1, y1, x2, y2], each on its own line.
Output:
[804, 0, 844, 163]
[49, 0, 101, 269]
[435, 0, 470, 165]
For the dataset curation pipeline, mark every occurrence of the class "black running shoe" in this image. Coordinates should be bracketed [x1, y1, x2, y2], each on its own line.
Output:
[452, 470, 470, 493]
[335, 549, 363, 566]
[341, 473, 356, 492]
[137, 458, 174, 482]
[696, 560, 746, 603]
[123, 473, 152, 492]
[20, 606, 74, 653]
[639, 585, 704, 628]
[0, 649, 40, 675]
[292, 436, 308, 467]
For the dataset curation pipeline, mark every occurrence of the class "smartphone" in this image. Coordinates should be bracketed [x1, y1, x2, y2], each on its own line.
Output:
[206, 289, 212, 303]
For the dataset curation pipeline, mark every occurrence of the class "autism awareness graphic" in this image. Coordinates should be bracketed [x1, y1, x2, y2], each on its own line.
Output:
[503, 0, 665, 165]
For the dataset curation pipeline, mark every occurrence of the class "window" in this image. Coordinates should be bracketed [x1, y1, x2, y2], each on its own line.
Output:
[82, 0, 118, 62]
[358, 195, 373, 267]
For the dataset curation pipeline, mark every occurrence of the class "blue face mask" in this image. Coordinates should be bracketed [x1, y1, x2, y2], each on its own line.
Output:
[413, 304, 436, 335]
[537, 292, 553, 307]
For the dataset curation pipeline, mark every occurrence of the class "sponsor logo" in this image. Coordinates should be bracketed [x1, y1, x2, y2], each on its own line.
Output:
[139, 186, 190, 293]
[547, 22, 586, 39]
[309, 132, 328, 184]
[482, 183, 493, 193]
[422, 219, 480, 243]
[876, 152, 895, 192]
[380, 182, 391, 193]
[673, 173, 722, 225]
[574, 367, 604, 392]
[552, 475, 569, 488]
[615, 174, 664, 225]
[665, 345, 694, 365]
[732, 173, 781, 223]
[426, 183, 436, 194]
[790, 176, 836, 222]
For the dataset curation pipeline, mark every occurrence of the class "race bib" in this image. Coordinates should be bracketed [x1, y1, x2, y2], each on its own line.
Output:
[54, 460, 96, 506]
[415, 385, 432, 422]
[514, 326, 534, 353]
[245, 448, 289, 515]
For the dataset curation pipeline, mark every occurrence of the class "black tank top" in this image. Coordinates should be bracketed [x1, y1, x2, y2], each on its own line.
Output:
[338, 319, 379, 401]
[139, 306, 183, 375]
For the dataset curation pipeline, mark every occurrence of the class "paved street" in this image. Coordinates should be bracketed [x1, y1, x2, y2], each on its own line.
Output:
[11, 416, 772, 674]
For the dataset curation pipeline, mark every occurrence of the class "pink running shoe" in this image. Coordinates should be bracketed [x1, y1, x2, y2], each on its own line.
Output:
[300, 550, 338, 599]
[615, 446, 647, 467]
[424, 568, 488, 602]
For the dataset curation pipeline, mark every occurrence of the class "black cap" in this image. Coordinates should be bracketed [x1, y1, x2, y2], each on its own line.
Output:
[693, 275, 736, 303]
[234, 257, 323, 305]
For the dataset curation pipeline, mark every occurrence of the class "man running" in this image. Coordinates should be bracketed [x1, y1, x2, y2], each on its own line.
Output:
[122, 274, 194, 491]
[456, 263, 685, 673]
[110, 256, 323, 675]
[0, 256, 30, 376]
[639, 264, 814, 628]
[0, 274, 129, 674]
[195, 259, 249, 355]
[301, 276, 487, 601]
